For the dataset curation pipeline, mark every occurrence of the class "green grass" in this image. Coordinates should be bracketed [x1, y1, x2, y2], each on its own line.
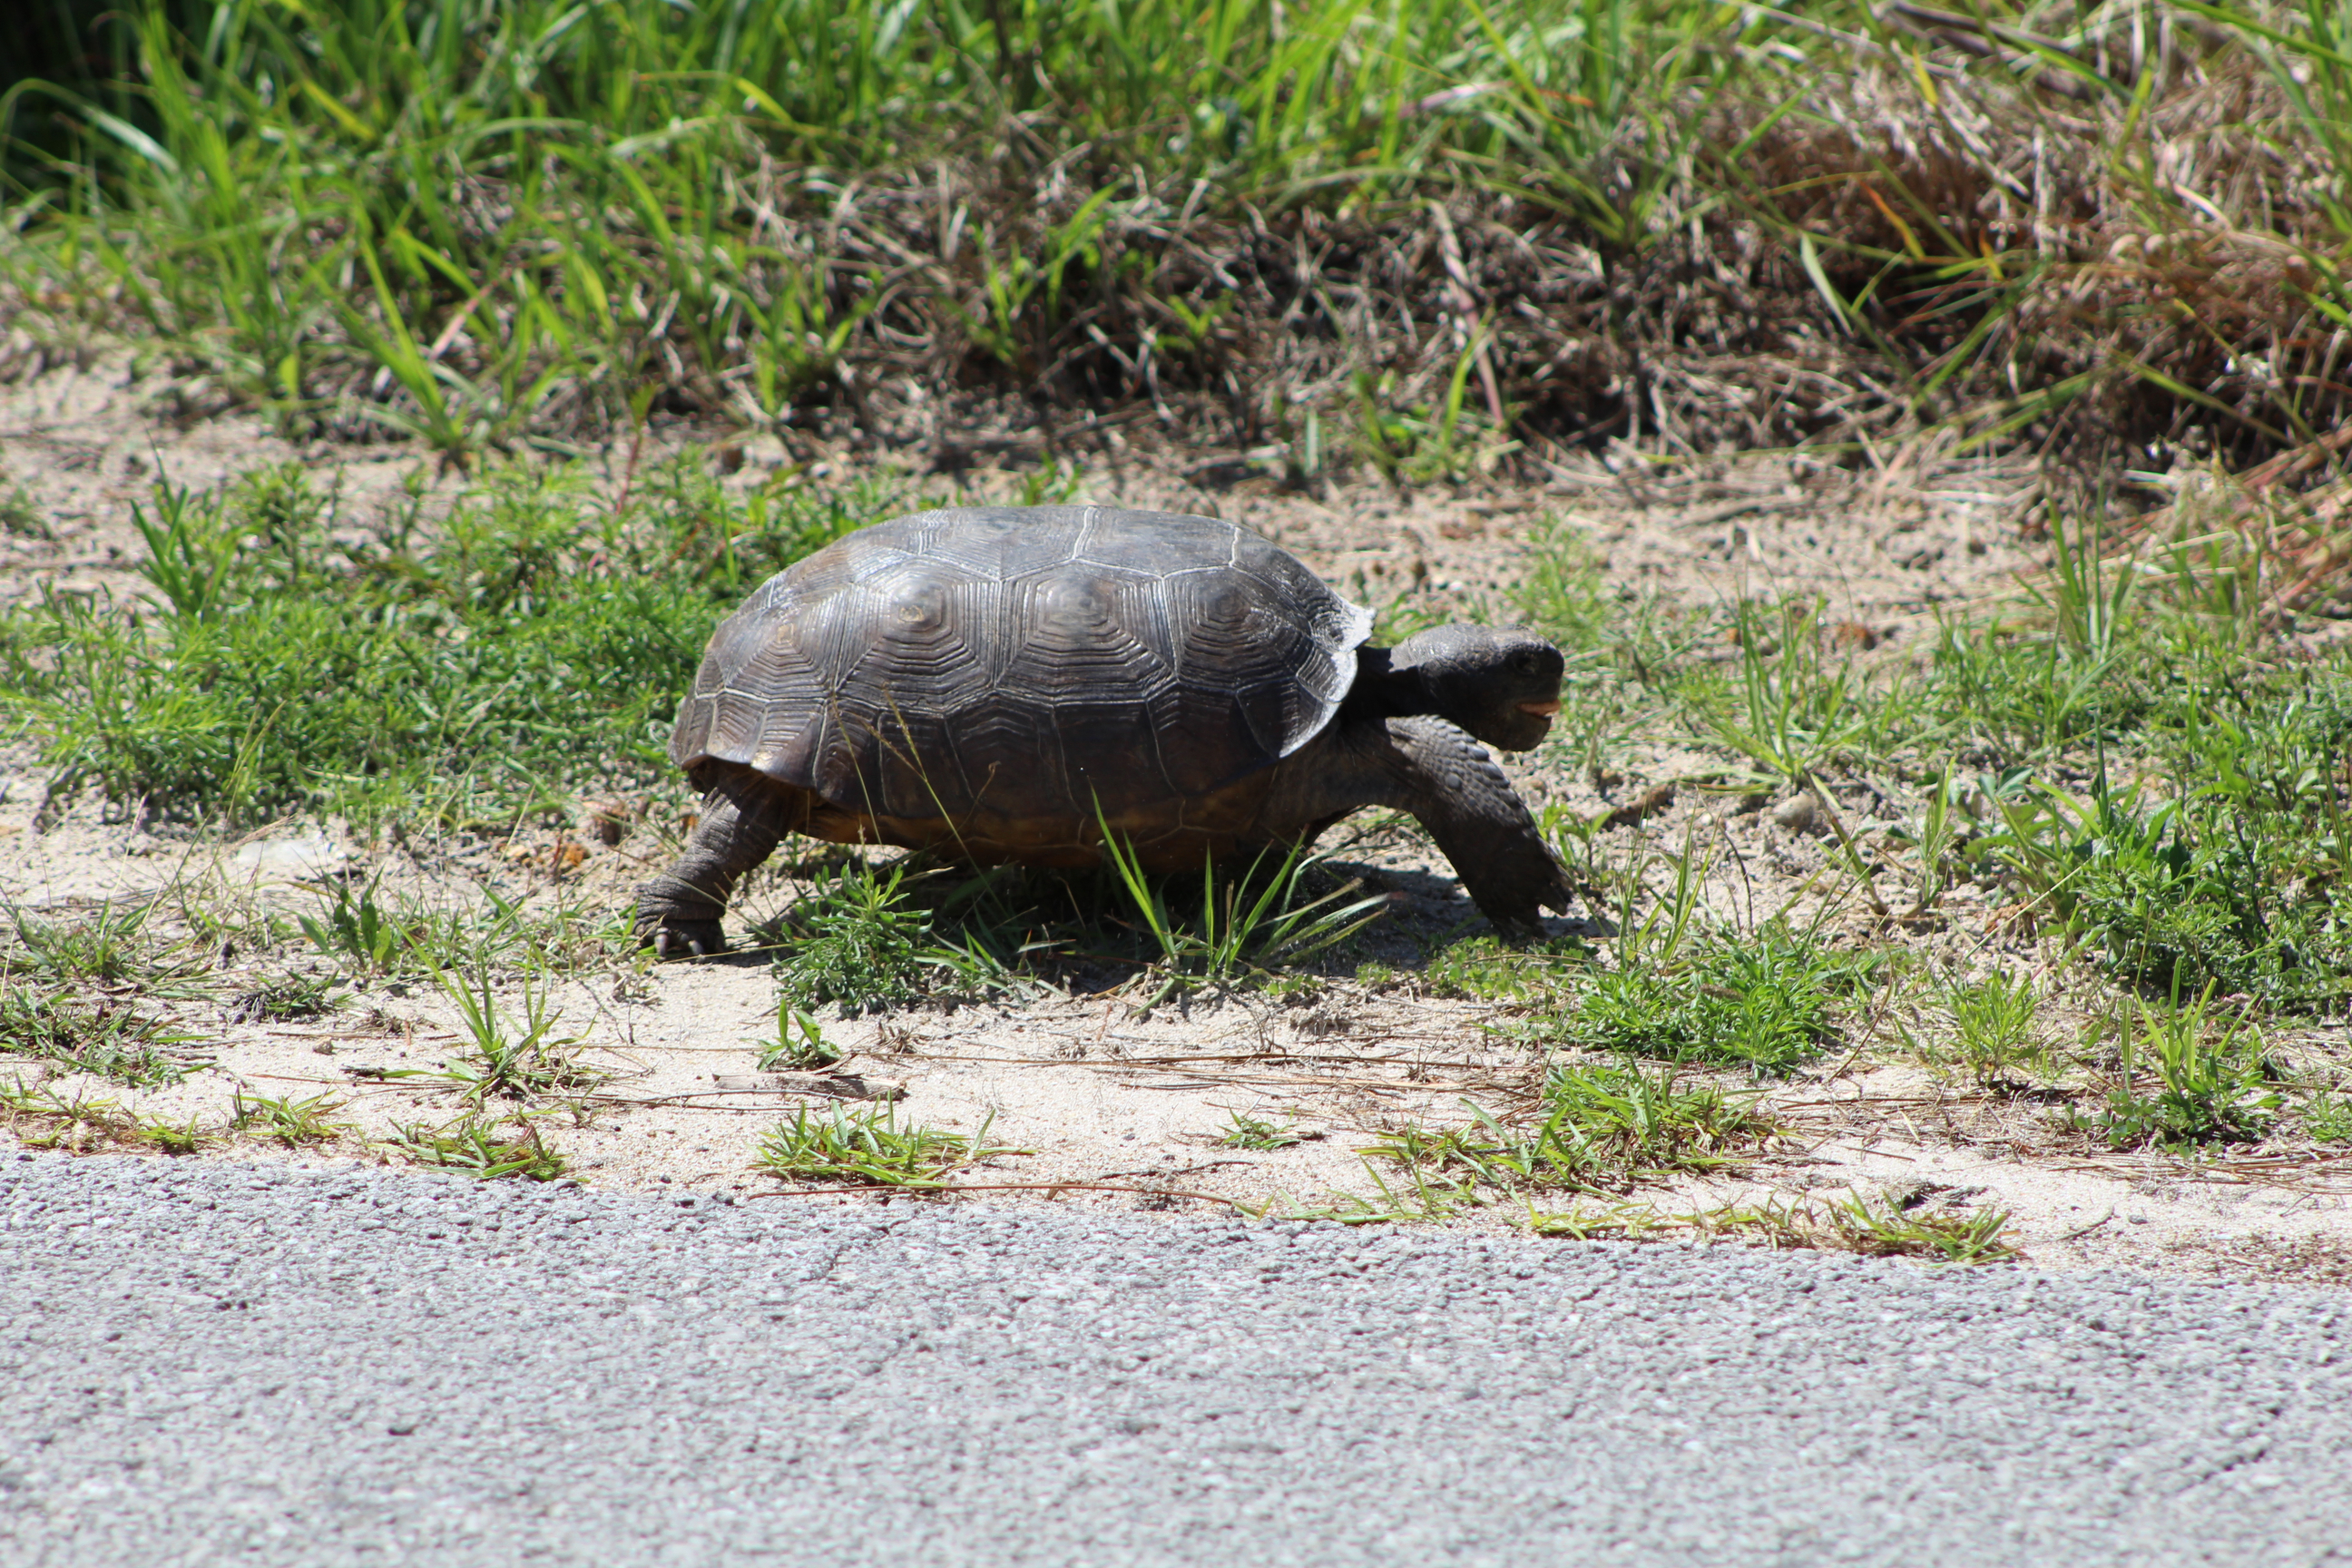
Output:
[755, 1103, 1024, 1189]
[0, 986, 201, 1086]
[1097, 831, 1387, 1009]
[756, 1008, 843, 1073]
[1683, 1191, 2020, 1266]
[1560, 923, 1882, 1075]
[13, 0, 2352, 476]
[2097, 989, 2282, 1149]
[0, 0, 1730, 445]
[4, 899, 161, 985]
[3, 460, 886, 828]
[0, 1078, 211, 1153]
[757, 845, 1388, 1014]
[761, 859, 980, 1015]
[381, 1111, 569, 1181]
[228, 1087, 350, 1145]
[1897, 968, 2058, 1090]
[1218, 1112, 1308, 1152]
[1423, 934, 1590, 1005]
[1367, 1063, 1779, 1197]
[426, 958, 603, 1105]
[2308, 1093, 2352, 1145]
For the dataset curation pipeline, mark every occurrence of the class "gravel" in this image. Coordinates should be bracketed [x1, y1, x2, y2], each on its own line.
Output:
[4, 1152, 2349, 1566]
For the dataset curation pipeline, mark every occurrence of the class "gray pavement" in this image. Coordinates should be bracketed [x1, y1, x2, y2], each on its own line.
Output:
[2, 1152, 2348, 1566]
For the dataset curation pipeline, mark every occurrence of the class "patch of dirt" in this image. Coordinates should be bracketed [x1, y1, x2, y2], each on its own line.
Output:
[7, 359, 2352, 1286]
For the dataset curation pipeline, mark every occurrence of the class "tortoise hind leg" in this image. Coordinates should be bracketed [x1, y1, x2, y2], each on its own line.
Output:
[633, 769, 800, 958]
[1263, 716, 1578, 936]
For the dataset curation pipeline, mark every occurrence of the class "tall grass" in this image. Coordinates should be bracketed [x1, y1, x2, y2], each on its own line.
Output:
[0, 0, 1730, 443]
[8, 1, 2352, 480]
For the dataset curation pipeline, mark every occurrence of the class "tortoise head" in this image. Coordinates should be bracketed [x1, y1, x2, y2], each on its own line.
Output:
[1386, 623, 1565, 752]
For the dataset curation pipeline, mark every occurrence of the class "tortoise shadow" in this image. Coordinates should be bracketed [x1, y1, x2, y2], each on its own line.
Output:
[1315, 857, 1618, 946]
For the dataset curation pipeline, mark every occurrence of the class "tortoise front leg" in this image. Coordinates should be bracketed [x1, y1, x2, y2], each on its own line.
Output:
[633, 771, 796, 958]
[1265, 717, 1579, 936]
[1379, 717, 1580, 935]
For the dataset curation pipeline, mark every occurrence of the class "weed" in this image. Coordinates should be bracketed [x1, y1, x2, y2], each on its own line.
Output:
[1682, 1192, 2019, 1266]
[1560, 924, 1878, 1074]
[297, 880, 414, 975]
[426, 958, 601, 1104]
[1254, 1164, 1466, 1226]
[230, 1088, 351, 1146]
[765, 860, 955, 1014]
[1508, 519, 1610, 650]
[1218, 1113, 1306, 1152]
[4, 900, 157, 985]
[1710, 602, 1883, 784]
[2307, 1093, 2352, 1145]
[1898, 764, 1968, 919]
[0, 1081, 133, 1152]
[221, 972, 340, 1024]
[0, 1079, 209, 1154]
[1099, 828, 1385, 1009]
[0, 988, 202, 1086]
[1824, 1194, 2022, 1266]
[1521, 1200, 1666, 1240]
[130, 1115, 210, 1155]
[0, 489, 50, 541]
[2099, 989, 2280, 1149]
[758, 1008, 843, 1073]
[1423, 935, 1587, 1005]
[1367, 1063, 1777, 1196]
[381, 1112, 568, 1180]
[1900, 968, 2056, 1090]
[756, 1103, 1024, 1188]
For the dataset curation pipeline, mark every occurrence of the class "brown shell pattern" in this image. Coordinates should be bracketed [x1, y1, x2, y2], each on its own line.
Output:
[670, 506, 1374, 822]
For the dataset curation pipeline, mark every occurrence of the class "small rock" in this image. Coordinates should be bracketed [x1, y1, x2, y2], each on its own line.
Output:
[230, 832, 348, 882]
[1770, 791, 1819, 834]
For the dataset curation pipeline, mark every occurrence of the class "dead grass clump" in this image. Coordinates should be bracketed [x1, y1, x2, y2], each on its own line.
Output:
[1710, 18, 2352, 493]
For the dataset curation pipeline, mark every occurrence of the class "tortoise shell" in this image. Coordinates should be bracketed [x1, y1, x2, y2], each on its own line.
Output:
[670, 506, 1373, 841]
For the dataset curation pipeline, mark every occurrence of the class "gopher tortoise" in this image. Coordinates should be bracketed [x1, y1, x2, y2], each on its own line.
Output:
[634, 505, 1578, 956]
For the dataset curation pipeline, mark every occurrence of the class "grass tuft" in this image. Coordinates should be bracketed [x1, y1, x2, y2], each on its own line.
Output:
[756, 1103, 1024, 1189]
[229, 1088, 351, 1146]
[1367, 1063, 1779, 1197]
[1559, 924, 1880, 1075]
[382, 1112, 568, 1181]
[2097, 989, 2281, 1149]
[0, 987, 203, 1086]
[1684, 1192, 2021, 1267]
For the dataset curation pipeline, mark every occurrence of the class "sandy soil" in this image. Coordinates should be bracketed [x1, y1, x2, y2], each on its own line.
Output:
[6, 351, 2351, 1286]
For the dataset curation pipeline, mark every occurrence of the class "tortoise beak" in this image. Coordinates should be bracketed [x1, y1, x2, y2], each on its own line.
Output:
[1516, 700, 1562, 717]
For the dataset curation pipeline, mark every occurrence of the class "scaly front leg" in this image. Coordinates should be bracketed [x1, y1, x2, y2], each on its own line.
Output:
[632, 770, 797, 957]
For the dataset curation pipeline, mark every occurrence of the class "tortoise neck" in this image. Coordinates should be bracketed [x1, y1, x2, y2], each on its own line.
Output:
[1348, 646, 1438, 720]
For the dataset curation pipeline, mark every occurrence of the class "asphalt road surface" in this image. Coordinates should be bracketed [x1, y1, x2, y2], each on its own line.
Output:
[4, 1153, 2348, 1566]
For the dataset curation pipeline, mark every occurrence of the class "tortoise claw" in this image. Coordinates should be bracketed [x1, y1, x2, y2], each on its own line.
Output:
[638, 911, 729, 959]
